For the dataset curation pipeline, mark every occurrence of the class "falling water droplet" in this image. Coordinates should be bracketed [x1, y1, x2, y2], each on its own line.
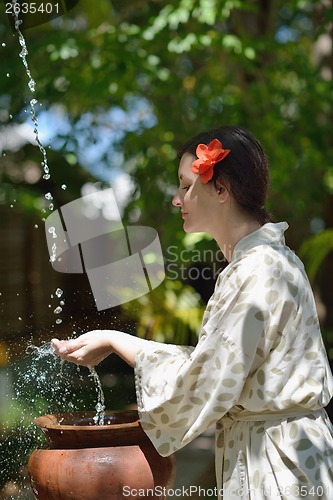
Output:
[50, 243, 57, 262]
[55, 288, 63, 298]
[28, 79, 36, 92]
[56, 319, 62, 324]
[45, 192, 53, 200]
[54, 307, 62, 314]
[2, 43, 6, 47]
[34, 224, 38, 229]
[48, 226, 57, 238]
[6, 73, 10, 78]
[15, 19, 23, 30]
[61, 184, 67, 190]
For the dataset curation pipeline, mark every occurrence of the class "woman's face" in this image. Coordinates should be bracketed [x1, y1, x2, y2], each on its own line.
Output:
[172, 152, 221, 234]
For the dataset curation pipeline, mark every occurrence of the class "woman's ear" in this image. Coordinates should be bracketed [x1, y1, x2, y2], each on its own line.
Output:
[215, 178, 230, 203]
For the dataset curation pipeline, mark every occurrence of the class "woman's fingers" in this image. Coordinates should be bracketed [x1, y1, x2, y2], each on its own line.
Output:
[51, 332, 113, 367]
[52, 340, 95, 365]
[51, 341, 87, 365]
[51, 338, 62, 351]
[62, 347, 87, 364]
[51, 338, 82, 355]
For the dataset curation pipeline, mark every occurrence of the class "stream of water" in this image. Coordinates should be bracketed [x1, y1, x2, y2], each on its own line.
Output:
[88, 366, 106, 425]
[12, 0, 51, 184]
[9, 1, 106, 424]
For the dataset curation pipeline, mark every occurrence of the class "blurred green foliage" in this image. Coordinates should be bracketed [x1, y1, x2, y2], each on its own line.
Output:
[0, 0, 332, 243]
[1, 0, 333, 495]
[300, 229, 333, 283]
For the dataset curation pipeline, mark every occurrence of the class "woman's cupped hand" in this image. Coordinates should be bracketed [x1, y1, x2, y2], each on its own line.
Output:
[51, 330, 114, 367]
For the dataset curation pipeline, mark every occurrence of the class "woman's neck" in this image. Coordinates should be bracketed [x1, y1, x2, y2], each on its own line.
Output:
[214, 217, 262, 263]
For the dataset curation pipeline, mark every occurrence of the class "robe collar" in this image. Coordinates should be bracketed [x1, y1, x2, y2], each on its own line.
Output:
[232, 221, 289, 262]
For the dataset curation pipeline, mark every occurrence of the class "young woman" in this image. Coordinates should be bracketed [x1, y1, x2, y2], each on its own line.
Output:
[52, 125, 333, 499]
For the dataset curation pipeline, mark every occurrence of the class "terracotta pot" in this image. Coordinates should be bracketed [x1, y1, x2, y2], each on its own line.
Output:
[28, 410, 176, 500]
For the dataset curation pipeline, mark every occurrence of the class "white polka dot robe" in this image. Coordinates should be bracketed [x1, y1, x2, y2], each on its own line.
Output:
[135, 222, 333, 499]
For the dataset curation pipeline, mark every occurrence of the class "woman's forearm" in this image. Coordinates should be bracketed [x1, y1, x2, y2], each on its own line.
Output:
[51, 329, 155, 368]
[108, 330, 153, 367]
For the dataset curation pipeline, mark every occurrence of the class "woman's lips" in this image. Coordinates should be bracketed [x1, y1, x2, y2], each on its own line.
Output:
[181, 211, 188, 219]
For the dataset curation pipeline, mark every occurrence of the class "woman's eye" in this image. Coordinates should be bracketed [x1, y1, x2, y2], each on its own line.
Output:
[182, 185, 190, 191]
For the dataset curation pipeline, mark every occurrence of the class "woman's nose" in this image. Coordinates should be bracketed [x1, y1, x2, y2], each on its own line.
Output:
[172, 191, 183, 207]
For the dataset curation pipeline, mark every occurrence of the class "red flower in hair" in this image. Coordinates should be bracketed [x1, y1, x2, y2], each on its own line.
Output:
[191, 139, 231, 184]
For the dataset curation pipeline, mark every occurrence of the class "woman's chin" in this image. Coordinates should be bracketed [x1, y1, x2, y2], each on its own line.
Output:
[183, 221, 191, 233]
[183, 222, 200, 234]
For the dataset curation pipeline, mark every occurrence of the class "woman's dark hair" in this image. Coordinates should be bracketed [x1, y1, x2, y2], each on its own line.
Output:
[178, 125, 272, 225]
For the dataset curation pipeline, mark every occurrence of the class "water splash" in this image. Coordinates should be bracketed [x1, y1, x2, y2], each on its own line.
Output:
[2, 341, 75, 497]
[23, 344, 107, 427]
[27, 341, 56, 358]
[19, 343, 106, 427]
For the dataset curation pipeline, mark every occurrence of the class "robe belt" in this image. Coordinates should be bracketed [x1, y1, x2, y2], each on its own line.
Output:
[215, 407, 325, 500]
[222, 406, 323, 426]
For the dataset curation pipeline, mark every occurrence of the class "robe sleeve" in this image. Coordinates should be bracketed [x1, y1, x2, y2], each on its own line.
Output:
[134, 253, 282, 456]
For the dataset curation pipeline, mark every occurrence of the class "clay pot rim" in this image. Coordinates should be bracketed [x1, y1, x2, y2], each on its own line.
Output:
[34, 410, 141, 432]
